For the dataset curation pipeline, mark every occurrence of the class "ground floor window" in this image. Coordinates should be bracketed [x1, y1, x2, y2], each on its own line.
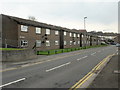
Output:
[78, 41, 80, 44]
[70, 41, 72, 45]
[74, 41, 76, 45]
[20, 40, 28, 47]
[64, 41, 67, 45]
[46, 40, 50, 46]
[55, 41, 59, 45]
[36, 40, 41, 47]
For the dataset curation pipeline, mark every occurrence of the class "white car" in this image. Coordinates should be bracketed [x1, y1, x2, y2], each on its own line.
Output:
[116, 43, 120, 47]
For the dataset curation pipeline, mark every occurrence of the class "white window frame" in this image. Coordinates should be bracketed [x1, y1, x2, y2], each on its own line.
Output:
[36, 40, 41, 47]
[74, 33, 76, 37]
[64, 31, 67, 36]
[36, 27, 41, 34]
[21, 25, 28, 32]
[82, 35, 84, 38]
[46, 40, 50, 46]
[70, 41, 72, 45]
[55, 41, 59, 45]
[64, 41, 67, 45]
[46, 29, 50, 35]
[55, 31, 59, 35]
[74, 41, 76, 45]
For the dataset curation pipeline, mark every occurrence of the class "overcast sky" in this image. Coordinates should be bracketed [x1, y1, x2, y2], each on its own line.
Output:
[0, 0, 119, 33]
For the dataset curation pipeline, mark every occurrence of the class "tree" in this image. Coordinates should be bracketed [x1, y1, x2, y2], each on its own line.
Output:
[28, 16, 36, 21]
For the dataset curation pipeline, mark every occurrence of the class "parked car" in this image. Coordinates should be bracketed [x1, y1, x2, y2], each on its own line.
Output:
[116, 43, 120, 47]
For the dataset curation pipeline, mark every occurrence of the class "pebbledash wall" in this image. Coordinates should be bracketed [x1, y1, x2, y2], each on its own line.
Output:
[1, 14, 101, 51]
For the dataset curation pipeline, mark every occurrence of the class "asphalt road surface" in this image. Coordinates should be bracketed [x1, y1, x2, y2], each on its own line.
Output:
[1, 45, 118, 88]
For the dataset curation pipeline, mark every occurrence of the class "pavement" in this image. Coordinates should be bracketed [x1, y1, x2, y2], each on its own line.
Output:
[88, 54, 119, 88]
[0, 45, 119, 89]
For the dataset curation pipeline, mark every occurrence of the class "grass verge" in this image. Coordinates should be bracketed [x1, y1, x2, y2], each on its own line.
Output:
[0, 48, 24, 50]
[37, 44, 108, 55]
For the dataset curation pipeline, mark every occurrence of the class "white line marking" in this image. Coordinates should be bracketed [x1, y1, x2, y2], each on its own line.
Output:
[77, 56, 88, 61]
[46, 62, 71, 72]
[0, 78, 26, 88]
[91, 52, 96, 55]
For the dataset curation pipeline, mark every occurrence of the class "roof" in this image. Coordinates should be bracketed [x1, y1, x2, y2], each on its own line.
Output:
[1, 14, 87, 34]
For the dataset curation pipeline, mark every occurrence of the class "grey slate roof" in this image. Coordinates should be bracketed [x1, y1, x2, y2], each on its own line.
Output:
[2, 14, 87, 34]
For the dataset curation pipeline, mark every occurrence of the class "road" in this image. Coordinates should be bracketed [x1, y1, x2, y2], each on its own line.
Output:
[1, 45, 118, 88]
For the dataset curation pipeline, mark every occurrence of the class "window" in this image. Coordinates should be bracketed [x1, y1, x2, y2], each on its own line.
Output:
[55, 31, 59, 35]
[78, 34, 80, 37]
[74, 33, 76, 37]
[64, 41, 67, 45]
[70, 33, 72, 37]
[55, 41, 59, 45]
[70, 41, 72, 45]
[82, 35, 84, 38]
[20, 40, 28, 47]
[74, 41, 76, 45]
[46, 29, 50, 35]
[64, 31, 67, 36]
[36, 40, 41, 47]
[78, 41, 80, 44]
[82, 41, 84, 44]
[21, 25, 28, 32]
[46, 40, 50, 46]
[36, 27, 41, 34]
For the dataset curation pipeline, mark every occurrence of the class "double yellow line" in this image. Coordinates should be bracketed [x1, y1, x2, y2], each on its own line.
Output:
[69, 54, 114, 90]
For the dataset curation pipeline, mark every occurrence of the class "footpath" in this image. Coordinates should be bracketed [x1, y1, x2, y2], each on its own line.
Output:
[87, 54, 119, 89]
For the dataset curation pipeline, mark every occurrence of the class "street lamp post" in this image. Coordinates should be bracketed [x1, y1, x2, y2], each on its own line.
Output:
[84, 17, 87, 29]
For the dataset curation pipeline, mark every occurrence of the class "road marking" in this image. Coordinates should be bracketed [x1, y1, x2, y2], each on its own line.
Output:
[91, 52, 96, 55]
[77, 56, 88, 61]
[1, 51, 87, 72]
[69, 54, 114, 90]
[46, 62, 71, 72]
[0, 78, 26, 88]
[0, 68, 17, 72]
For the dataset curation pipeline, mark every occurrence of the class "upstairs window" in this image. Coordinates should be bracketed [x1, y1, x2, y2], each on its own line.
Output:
[74, 33, 76, 37]
[55, 31, 59, 35]
[64, 31, 67, 36]
[78, 34, 80, 37]
[82, 35, 84, 38]
[36, 27, 41, 34]
[21, 25, 28, 32]
[46, 29, 50, 35]
[70, 33, 72, 37]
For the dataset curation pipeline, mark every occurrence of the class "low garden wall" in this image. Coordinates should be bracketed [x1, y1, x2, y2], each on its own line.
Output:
[2, 49, 37, 62]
